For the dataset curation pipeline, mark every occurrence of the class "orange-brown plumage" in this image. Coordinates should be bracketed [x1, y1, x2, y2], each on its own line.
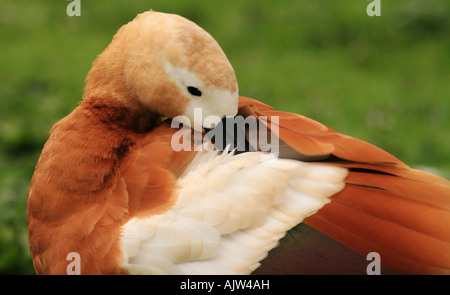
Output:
[27, 11, 450, 275]
[27, 95, 196, 274]
[238, 96, 450, 274]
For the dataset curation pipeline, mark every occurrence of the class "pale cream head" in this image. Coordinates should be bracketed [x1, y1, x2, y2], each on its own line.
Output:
[84, 10, 239, 129]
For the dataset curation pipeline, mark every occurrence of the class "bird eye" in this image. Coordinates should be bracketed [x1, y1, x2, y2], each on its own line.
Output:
[187, 86, 202, 97]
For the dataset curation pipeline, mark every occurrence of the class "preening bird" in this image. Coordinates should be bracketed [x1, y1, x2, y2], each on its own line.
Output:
[27, 10, 450, 275]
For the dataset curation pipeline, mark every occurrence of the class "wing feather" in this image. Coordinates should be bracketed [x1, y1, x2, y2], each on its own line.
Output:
[238, 96, 450, 274]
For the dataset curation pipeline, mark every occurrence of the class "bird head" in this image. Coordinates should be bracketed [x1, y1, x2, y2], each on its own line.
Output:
[83, 10, 239, 130]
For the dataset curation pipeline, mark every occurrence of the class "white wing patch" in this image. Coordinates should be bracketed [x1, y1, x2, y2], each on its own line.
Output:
[120, 149, 347, 274]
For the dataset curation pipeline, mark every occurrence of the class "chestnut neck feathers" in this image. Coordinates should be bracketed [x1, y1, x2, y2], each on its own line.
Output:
[30, 96, 157, 210]
[82, 96, 161, 134]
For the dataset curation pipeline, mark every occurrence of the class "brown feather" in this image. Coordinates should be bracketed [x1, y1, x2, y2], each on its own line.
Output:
[238, 96, 450, 274]
[239, 96, 406, 165]
[27, 96, 196, 274]
[252, 223, 401, 275]
[304, 166, 450, 274]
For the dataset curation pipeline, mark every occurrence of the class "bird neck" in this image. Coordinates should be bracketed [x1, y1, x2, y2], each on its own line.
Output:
[31, 95, 162, 208]
[81, 95, 162, 134]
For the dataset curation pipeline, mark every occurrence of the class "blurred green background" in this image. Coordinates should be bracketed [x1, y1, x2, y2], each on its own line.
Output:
[0, 0, 449, 274]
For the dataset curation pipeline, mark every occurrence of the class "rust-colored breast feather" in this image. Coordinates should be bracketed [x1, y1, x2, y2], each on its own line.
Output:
[27, 99, 196, 274]
[238, 96, 450, 274]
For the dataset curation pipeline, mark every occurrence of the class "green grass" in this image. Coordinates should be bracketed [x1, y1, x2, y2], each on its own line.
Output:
[0, 0, 449, 274]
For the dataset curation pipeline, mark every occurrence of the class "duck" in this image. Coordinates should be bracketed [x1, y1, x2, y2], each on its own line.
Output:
[27, 10, 450, 275]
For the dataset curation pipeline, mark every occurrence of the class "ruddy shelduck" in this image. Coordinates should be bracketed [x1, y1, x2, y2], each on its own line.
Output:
[27, 10, 450, 275]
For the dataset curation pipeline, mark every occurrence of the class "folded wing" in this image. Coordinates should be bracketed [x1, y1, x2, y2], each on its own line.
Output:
[238, 96, 450, 274]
